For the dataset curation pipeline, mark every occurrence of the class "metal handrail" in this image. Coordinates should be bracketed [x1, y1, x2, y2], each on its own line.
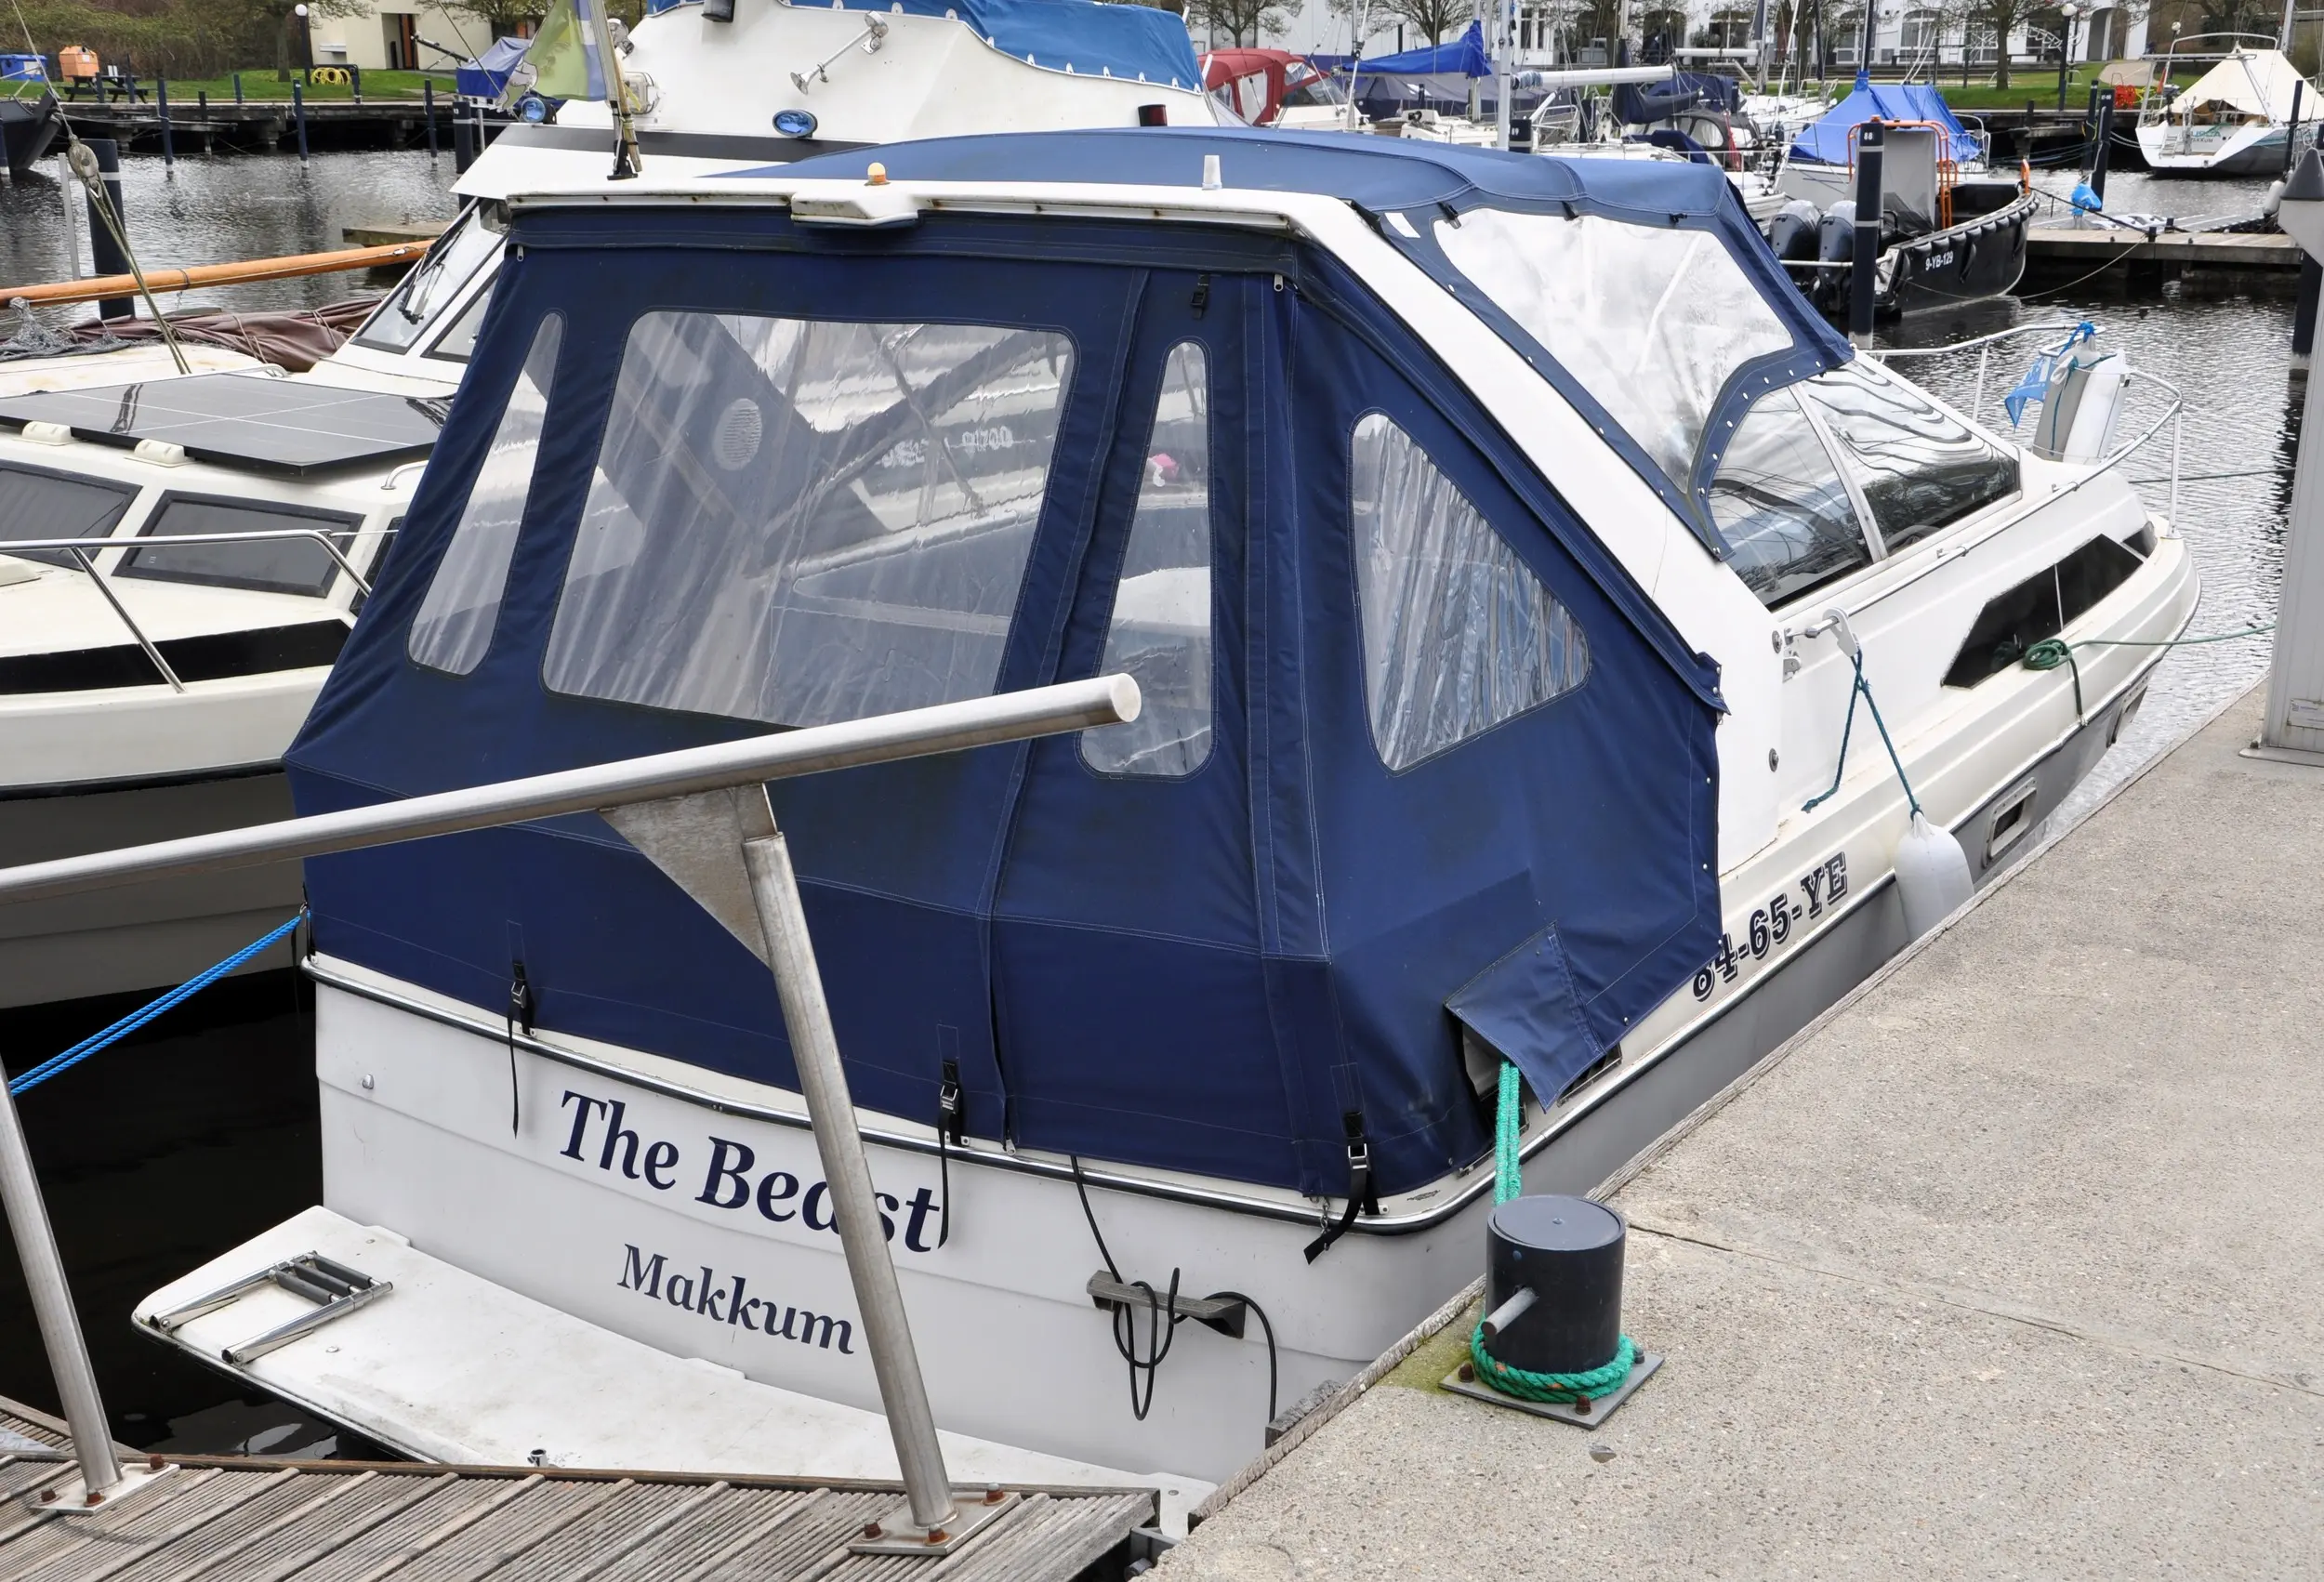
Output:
[0, 673, 1138, 1523]
[3, 526, 393, 694]
[0, 675, 1140, 908]
[1865, 318, 2081, 417]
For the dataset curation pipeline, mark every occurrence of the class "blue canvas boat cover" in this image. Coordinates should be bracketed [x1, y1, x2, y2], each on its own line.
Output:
[1352, 20, 1488, 78]
[289, 132, 1787, 1206]
[456, 36, 532, 100]
[1789, 73, 1984, 164]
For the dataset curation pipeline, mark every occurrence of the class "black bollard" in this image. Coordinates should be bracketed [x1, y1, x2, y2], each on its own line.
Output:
[424, 78, 438, 160]
[1482, 1196, 1625, 1375]
[157, 75, 174, 172]
[81, 138, 133, 322]
[292, 80, 309, 162]
[1850, 121, 1883, 343]
[453, 105, 474, 173]
[2090, 88, 2114, 204]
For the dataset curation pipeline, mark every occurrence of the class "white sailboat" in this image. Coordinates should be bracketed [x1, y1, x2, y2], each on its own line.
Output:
[2136, 44, 2319, 177]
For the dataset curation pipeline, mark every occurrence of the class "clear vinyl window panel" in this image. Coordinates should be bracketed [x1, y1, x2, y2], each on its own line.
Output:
[408, 313, 563, 676]
[1085, 342, 1215, 778]
[1433, 208, 1794, 486]
[1352, 414, 1590, 771]
[543, 312, 1074, 727]
[1710, 388, 1871, 608]
[1798, 363, 2018, 552]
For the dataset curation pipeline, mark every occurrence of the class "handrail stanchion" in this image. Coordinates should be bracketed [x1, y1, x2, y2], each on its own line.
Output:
[2171, 404, 2184, 524]
[68, 547, 183, 692]
[0, 1072, 122, 1499]
[743, 820, 958, 1537]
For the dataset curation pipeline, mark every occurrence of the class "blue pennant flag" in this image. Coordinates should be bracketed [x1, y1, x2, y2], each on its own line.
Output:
[2004, 321, 2099, 428]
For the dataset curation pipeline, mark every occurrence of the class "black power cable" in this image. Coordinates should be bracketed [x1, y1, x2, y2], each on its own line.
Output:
[1071, 1157, 1279, 1427]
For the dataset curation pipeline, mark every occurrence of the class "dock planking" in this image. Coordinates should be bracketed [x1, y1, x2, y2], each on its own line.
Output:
[0, 1398, 1158, 1582]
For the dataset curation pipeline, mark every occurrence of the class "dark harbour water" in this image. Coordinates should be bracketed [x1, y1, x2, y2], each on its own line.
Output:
[0, 148, 2304, 1455]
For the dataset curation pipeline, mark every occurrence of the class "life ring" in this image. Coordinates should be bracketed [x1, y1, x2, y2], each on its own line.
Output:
[312, 66, 350, 86]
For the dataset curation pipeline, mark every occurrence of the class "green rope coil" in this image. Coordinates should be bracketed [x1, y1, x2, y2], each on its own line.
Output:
[1470, 1327, 1638, 1404]
[1470, 1058, 1638, 1404]
[2023, 623, 2275, 727]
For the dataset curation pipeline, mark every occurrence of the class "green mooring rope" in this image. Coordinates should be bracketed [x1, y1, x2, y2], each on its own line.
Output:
[2022, 623, 2276, 726]
[1468, 1059, 1638, 1404]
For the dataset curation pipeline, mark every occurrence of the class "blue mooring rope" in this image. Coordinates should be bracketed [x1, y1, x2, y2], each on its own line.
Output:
[1802, 650, 1922, 818]
[7, 914, 302, 1098]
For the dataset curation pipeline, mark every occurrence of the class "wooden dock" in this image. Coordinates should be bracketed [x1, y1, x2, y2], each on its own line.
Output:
[2026, 224, 2302, 274]
[0, 1398, 1160, 1581]
[58, 101, 492, 156]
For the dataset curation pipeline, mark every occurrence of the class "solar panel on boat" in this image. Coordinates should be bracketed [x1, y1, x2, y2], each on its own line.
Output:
[0, 374, 446, 476]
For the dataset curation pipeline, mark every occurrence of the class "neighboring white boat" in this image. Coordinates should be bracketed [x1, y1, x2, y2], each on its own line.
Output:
[138, 129, 2194, 1494]
[0, 0, 1219, 1008]
[2136, 44, 2319, 177]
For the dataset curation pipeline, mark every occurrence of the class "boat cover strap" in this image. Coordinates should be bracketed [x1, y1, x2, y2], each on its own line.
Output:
[1301, 1111, 1379, 1263]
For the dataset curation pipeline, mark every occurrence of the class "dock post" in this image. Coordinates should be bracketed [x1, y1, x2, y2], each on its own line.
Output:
[292, 81, 309, 163]
[80, 138, 134, 323]
[0, 1068, 125, 1498]
[740, 823, 960, 1536]
[424, 78, 438, 160]
[1849, 120, 1882, 347]
[157, 76, 174, 174]
[232, 72, 242, 104]
[453, 105, 473, 172]
[2288, 81, 2307, 178]
[2257, 152, 2324, 757]
[351, 64, 362, 104]
[2089, 86, 2112, 203]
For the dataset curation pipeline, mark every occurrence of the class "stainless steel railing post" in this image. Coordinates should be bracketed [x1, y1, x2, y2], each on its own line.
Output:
[0, 1072, 121, 1496]
[742, 828, 956, 1531]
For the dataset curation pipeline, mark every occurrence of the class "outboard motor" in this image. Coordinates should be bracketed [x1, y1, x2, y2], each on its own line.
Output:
[1816, 200, 1855, 266]
[1769, 198, 1822, 261]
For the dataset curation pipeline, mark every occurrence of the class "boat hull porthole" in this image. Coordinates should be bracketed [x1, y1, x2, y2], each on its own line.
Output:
[1982, 774, 2040, 870]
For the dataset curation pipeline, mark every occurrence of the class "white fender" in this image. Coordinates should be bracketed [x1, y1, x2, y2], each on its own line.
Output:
[1895, 811, 1974, 940]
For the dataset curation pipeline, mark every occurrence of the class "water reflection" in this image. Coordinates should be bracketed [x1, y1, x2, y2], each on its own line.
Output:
[1883, 168, 2295, 822]
[2, 150, 456, 320]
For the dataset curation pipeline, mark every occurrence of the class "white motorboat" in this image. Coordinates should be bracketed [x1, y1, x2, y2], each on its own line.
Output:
[0, 0, 1219, 1007]
[2136, 43, 2319, 178]
[132, 127, 2195, 1496]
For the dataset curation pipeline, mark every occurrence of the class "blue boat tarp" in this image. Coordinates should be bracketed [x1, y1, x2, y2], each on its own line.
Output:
[291, 132, 1739, 1202]
[1353, 20, 1488, 78]
[1789, 74, 1984, 164]
[456, 36, 532, 100]
[0, 52, 46, 82]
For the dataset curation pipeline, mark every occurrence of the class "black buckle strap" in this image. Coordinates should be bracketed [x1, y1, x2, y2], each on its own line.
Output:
[1302, 1110, 1379, 1264]
[935, 1057, 963, 1248]
[506, 960, 535, 1136]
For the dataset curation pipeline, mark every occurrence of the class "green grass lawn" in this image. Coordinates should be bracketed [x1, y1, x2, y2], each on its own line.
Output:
[1771, 70, 2171, 112]
[58, 68, 459, 103]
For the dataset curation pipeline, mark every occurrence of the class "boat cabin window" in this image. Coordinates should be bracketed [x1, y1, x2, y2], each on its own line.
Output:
[0, 462, 138, 567]
[118, 495, 361, 598]
[1084, 341, 1214, 778]
[352, 208, 501, 356]
[542, 311, 1073, 728]
[427, 281, 495, 364]
[1432, 208, 1792, 487]
[1708, 388, 1871, 608]
[1944, 534, 2145, 688]
[408, 315, 563, 675]
[1796, 363, 2017, 552]
[1351, 413, 1590, 771]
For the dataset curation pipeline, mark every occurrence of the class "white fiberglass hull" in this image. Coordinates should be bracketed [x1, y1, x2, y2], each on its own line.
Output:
[191, 524, 2188, 1486]
[2134, 119, 2303, 176]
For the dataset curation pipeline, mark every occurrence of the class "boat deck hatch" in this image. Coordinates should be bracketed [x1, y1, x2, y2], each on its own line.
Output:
[0, 375, 444, 477]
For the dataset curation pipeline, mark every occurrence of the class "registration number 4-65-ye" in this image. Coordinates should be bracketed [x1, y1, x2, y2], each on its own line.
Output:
[1691, 851, 1849, 1000]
